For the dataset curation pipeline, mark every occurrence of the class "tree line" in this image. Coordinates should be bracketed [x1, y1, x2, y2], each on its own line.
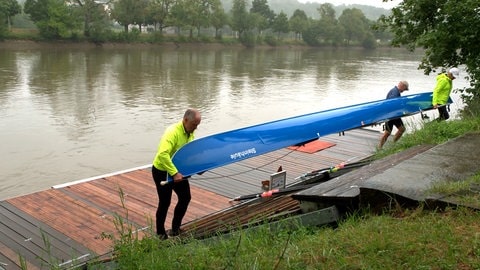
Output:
[0, 0, 391, 48]
[381, 0, 479, 115]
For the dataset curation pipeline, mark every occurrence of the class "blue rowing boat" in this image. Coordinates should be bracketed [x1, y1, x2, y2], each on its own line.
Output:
[172, 92, 450, 178]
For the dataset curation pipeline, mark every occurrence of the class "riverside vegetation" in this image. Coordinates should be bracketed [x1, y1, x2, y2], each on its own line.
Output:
[1, 1, 390, 49]
[85, 114, 480, 270]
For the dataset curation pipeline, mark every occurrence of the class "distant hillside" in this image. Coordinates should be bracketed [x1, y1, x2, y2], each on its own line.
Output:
[221, 0, 391, 20]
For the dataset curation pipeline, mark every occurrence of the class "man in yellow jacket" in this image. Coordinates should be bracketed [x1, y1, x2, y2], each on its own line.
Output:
[152, 108, 201, 239]
[432, 67, 459, 120]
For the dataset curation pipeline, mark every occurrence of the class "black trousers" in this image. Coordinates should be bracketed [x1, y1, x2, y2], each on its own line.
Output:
[437, 105, 450, 121]
[152, 166, 191, 237]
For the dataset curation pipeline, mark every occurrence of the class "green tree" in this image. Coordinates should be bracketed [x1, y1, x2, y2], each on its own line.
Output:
[69, 0, 110, 39]
[271, 11, 288, 39]
[111, 0, 148, 33]
[383, 0, 480, 113]
[146, 0, 175, 32]
[134, 0, 149, 31]
[372, 16, 393, 44]
[302, 18, 321, 46]
[0, 14, 5, 39]
[24, 0, 79, 39]
[183, 0, 219, 38]
[230, 0, 253, 41]
[185, 0, 203, 38]
[316, 3, 341, 46]
[250, 0, 275, 37]
[289, 9, 308, 41]
[0, 0, 21, 33]
[110, 0, 133, 32]
[210, 0, 227, 39]
[169, 0, 188, 36]
[168, 0, 221, 38]
[301, 3, 338, 47]
[338, 8, 370, 45]
[24, 0, 48, 23]
[317, 2, 335, 22]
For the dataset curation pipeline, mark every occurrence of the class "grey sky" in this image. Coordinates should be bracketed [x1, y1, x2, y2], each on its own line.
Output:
[297, 0, 402, 9]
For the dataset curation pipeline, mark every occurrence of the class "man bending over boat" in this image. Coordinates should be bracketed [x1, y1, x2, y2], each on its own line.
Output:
[152, 108, 202, 239]
[378, 81, 409, 149]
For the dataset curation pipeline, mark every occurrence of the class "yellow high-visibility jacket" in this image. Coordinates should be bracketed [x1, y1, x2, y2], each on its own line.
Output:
[432, 73, 452, 106]
[152, 121, 194, 176]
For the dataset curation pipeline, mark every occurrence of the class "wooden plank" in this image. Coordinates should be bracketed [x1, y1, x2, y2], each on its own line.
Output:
[232, 205, 340, 237]
[182, 196, 301, 238]
[0, 227, 46, 268]
[7, 190, 114, 255]
[61, 173, 232, 233]
[0, 202, 92, 258]
[0, 238, 40, 270]
[107, 172, 158, 198]
[64, 183, 150, 226]
[0, 210, 86, 264]
[192, 174, 264, 196]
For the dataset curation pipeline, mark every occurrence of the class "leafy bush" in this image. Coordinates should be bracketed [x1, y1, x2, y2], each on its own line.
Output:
[240, 32, 255, 48]
[264, 34, 277, 46]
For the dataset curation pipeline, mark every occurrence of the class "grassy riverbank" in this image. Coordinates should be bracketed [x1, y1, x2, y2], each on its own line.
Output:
[1, 28, 395, 51]
[0, 29, 303, 50]
[87, 115, 480, 269]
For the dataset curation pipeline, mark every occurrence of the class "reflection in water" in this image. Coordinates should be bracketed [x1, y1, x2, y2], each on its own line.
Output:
[0, 46, 469, 200]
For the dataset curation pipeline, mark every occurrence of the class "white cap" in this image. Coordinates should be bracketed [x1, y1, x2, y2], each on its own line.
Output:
[449, 67, 460, 78]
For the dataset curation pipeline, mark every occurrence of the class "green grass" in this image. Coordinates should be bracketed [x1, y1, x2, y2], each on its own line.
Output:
[6, 28, 40, 40]
[89, 115, 480, 269]
[428, 172, 480, 207]
[374, 116, 480, 159]
[90, 207, 480, 269]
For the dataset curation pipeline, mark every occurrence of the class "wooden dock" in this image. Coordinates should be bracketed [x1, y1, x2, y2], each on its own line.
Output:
[0, 128, 380, 269]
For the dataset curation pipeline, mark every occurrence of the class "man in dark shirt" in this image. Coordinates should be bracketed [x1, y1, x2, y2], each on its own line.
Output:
[378, 81, 409, 149]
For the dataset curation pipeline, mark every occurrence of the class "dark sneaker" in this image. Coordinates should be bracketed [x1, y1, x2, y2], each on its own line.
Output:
[167, 229, 184, 237]
[158, 233, 168, 240]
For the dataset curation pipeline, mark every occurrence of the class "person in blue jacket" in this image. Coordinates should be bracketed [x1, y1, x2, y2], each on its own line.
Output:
[378, 80, 409, 149]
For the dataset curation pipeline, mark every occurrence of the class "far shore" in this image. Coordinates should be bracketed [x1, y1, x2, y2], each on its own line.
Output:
[0, 39, 239, 50]
[0, 39, 301, 50]
[0, 39, 405, 51]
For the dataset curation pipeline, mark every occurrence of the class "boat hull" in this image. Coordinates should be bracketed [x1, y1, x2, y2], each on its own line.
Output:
[173, 92, 449, 177]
